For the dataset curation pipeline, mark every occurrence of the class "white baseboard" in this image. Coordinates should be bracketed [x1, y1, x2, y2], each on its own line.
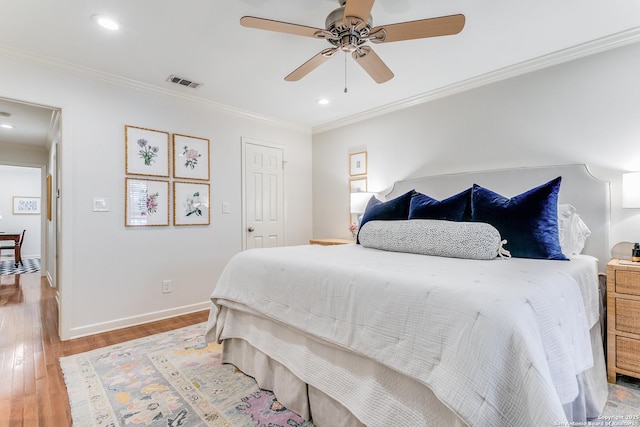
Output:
[45, 271, 54, 287]
[66, 302, 211, 340]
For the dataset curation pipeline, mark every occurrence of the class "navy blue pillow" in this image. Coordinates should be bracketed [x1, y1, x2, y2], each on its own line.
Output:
[408, 188, 471, 221]
[357, 190, 416, 244]
[470, 177, 567, 260]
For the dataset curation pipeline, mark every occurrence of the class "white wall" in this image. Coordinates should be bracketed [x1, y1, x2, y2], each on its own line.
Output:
[4, 37, 640, 339]
[0, 50, 313, 339]
[313, 41, 640, 252]
[0, 165, 41, 259]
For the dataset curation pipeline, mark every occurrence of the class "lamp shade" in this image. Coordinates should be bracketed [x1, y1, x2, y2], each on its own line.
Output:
[623, 172, 640, 208]
[350, 192, 373, 214]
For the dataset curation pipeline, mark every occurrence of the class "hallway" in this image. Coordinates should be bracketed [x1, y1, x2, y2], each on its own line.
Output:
[0, 273, 207, 426]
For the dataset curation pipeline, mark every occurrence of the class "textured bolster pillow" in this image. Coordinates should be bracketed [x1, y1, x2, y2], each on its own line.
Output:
[358, 219, 510, 260]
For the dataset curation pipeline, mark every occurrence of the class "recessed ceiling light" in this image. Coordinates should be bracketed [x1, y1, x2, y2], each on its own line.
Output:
[1, 124, 15, 129]
[317, 98, 330, 105]
[91, 14, 120, 31]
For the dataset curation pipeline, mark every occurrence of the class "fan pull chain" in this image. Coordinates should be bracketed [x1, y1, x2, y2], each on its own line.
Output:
[344, 52, 348, 93]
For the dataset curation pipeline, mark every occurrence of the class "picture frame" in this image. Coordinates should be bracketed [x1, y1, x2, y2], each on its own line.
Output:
[125, 125, 170, 177]
[349, 151, 367, 176]
[125, 178, 170, 227]
[13, 196, 40, 214]
[350, 177, 368, 193]
[173, 134, 210, 181]
[173, 181, 210, 226]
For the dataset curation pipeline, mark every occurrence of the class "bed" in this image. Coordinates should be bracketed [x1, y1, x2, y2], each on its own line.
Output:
[205, 164, 611, 427]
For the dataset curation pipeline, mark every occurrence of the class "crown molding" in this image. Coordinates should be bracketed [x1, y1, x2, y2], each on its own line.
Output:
[3, 25, 640, 138]
[0, 45, 309, 134]
[312, 26, 640, 135]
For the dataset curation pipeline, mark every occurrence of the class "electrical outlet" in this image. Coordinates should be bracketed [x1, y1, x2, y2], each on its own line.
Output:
[162, 280, 172, 293]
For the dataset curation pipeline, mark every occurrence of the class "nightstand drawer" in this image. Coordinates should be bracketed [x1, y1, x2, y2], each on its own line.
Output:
[615, 298, 640, 335]
[617, 336, 640, 374]
[615, 270, 640, 295]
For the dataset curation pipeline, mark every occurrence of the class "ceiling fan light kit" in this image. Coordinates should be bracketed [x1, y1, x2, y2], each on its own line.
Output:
[240, 0, 464, 84]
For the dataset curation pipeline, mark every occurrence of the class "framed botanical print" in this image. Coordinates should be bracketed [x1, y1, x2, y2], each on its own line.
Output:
[173, 134, 210, 181]
[173, 181, 210, 226]
[125, 125, 170, 177]
[349, 151, 367, 176]
[125, 178, 170, 226]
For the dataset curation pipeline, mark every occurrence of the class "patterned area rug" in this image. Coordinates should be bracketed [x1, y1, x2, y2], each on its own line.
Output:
[60, 322, 314, 427]
[601, 375, 640, 424]
[0, 257, 40, 275]
[60, 322, 640, 427]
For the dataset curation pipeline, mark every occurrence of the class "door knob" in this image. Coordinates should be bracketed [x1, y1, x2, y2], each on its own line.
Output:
[248, 227, 255, 232]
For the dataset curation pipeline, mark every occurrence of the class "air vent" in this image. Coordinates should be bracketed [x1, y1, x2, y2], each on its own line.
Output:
[166, 75, 203, 89]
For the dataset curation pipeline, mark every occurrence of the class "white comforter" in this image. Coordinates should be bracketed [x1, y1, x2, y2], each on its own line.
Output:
[205, 244, 601, 427]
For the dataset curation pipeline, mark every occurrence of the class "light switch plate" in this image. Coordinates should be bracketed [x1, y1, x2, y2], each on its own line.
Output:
[93, 197, 110, 212]
[222, 202, 230, 214]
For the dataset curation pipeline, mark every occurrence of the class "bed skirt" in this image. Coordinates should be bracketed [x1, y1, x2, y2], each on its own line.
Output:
[220, 310, 608, 426]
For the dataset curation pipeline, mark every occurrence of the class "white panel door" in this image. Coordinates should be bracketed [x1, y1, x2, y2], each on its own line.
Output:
[243, 140, 284, 249]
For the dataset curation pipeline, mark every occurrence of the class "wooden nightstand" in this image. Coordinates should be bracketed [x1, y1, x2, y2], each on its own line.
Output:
[309, 238, 353, 246]
[606, 259, 640, 383]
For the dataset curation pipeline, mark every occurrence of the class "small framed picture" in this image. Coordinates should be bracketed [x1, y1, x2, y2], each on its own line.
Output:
[173, 134, 210, 181]
[125, 125, 170, 177]
[350, 177, 368, 193]
[349, 151, 367, 176]
[13, 196, 40, 214]
[125, 178, 170, 226]
[173, 181, 210, 226]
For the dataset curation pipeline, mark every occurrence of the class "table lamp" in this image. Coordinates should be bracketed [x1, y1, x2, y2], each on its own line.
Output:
[350, 192, 373, 224]
[623, 172, 640, 208]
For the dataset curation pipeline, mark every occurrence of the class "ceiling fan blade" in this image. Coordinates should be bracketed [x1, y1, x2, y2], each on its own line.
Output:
[371, 14, 465, 43]
[285, 48, 338, 81]
[351, 46, 394, 84]
[343, 0, 375, 25]
[240, 16, 325, 38]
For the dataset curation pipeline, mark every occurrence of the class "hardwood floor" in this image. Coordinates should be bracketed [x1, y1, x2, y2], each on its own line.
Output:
[0, 272, 209, 426]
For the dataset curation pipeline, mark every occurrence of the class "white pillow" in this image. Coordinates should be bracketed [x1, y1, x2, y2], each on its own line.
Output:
[358, 219, 510, 260]
[558, 204, 591, 255]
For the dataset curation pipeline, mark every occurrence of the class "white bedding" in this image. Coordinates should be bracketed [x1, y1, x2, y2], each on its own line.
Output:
[205, 243, 602, 427]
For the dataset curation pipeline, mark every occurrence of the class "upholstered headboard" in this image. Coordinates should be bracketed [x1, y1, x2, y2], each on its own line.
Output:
[386, 164, 611, 271]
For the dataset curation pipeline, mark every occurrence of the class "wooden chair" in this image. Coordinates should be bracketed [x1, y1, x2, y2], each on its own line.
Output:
[0, 230, 25, 268]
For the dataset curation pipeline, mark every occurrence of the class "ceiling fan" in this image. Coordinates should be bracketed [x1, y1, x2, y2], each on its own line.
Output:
[240, 0, 465, 84]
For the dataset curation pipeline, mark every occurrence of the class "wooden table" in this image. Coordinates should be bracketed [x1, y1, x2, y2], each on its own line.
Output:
[309, 238, 354, 246]
[0, 233, 22, 266]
